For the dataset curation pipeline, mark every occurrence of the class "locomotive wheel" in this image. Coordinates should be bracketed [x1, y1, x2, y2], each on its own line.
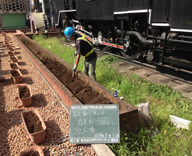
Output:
[129, 42, 142, 59]
[120, 42, 142, 60]
[120, 50, 133, 59]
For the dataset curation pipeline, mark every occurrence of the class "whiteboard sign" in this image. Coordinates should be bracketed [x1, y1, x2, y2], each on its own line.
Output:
[69, 104, 120, 144]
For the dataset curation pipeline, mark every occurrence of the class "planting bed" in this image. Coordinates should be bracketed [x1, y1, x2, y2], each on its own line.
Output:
[11, 69, 22, 84]
[8, 51, 15, 56]
[19, 146, 44, 156]
[24, 151, 40, 156]
[17, 35, 113, 105]
[11, 70, 20, 77]
[19, 86, 30, 98]
[10, 62, 19, 69]
[10, 56, 18, 62]
[14, 34, 138, 134]
[24, 112, 43, 133]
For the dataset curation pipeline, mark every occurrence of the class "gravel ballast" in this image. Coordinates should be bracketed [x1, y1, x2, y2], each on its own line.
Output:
[0, 33, 96, 155]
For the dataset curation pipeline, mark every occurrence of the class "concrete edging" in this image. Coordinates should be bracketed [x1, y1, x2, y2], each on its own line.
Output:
[92, 144, 116, 156]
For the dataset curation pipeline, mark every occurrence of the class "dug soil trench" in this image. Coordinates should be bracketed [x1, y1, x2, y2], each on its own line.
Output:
[17, 36, 112, 104]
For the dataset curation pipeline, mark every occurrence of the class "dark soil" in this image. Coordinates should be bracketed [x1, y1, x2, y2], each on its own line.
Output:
[9, 47, 14, 51]
[23, 151, 40, 156]
[10, 64, 17, 69]
[24, 112, 43, 133]
[19, 86, 30, 98]
[8, 51, 14, 55]
[11, 70, 20, 77]
[10, 56, 17, 61]
[10, 56, 16, 59]
[17, 36, 113, 104]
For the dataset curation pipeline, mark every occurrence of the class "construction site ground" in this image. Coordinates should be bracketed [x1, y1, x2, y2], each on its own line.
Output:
[0, 33, 115, 156]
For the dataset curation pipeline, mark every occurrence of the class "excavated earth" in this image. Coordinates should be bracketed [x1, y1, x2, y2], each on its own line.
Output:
[17, 35, 113, 105]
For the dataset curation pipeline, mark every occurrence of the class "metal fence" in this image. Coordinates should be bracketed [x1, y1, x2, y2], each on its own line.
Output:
[0, 0, 29, 14]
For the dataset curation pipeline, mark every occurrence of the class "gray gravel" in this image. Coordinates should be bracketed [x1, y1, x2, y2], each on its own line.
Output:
[0, 33, 96, 156]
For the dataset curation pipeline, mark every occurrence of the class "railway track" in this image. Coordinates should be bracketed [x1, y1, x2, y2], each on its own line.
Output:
[63, 40, 192, 100]
[97, 50, 192, 83]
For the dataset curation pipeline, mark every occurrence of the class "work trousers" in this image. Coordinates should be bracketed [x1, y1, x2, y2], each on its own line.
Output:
[83, 58, 97, 81]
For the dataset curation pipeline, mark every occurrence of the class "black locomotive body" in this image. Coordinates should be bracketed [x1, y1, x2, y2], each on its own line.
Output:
[51, 0, 192, 71]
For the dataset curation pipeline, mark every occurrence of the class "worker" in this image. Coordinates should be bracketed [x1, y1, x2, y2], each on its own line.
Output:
[25, 18, 30, 28]
[64, 27, 97, 81]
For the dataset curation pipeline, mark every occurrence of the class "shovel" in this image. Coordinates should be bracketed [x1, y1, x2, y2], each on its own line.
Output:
[72, 70, 75, 78]
[72, 57, 76, 78]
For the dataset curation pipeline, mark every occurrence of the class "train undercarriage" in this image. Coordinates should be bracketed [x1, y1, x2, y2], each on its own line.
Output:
[70, 17, 192, 72]
[49, 0, 192, 73]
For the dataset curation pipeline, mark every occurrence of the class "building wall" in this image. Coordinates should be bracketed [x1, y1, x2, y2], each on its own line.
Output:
[0, 0, 29, 30]
[2, 13, 26, 30]
[0, 15, 3, 28]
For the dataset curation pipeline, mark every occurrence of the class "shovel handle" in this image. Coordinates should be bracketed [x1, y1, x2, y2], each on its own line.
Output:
[72, 57, 76, 77]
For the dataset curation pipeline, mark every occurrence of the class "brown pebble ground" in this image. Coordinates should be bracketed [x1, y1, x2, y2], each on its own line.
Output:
[0, 33, 96, 155]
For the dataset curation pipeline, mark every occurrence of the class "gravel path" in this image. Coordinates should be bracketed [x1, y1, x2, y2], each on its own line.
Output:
[0, 33, 96, 156]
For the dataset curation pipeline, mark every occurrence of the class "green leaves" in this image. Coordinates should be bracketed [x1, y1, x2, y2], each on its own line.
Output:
[99, 54, 119, 65]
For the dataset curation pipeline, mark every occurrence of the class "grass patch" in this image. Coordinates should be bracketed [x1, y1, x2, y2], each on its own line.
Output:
[32, 35, 84, 71]
[33, 35, 192, 156]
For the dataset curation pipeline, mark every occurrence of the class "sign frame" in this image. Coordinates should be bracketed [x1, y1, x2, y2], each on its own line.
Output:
[69, 104, 120, 144]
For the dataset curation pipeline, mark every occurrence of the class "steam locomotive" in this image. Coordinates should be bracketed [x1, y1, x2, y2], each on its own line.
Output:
[49, 0, 192, 72]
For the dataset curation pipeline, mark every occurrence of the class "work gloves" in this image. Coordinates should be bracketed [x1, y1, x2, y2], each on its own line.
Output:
[72, 65, 77, 72]
[74, 52, 77, 56]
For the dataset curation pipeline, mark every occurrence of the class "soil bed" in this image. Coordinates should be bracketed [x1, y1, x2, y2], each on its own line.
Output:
[17, 36, 113, 104]
[8, 47, 14, 51]
[24, 112, 43, 133]
[10, 63, 17, 68]
[11, 70, 20, 77]
[19, 86, 30, 98]
[23, 151, 40, 156]
[8, 51, 14, 56]
[10, 56, 17, 62]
